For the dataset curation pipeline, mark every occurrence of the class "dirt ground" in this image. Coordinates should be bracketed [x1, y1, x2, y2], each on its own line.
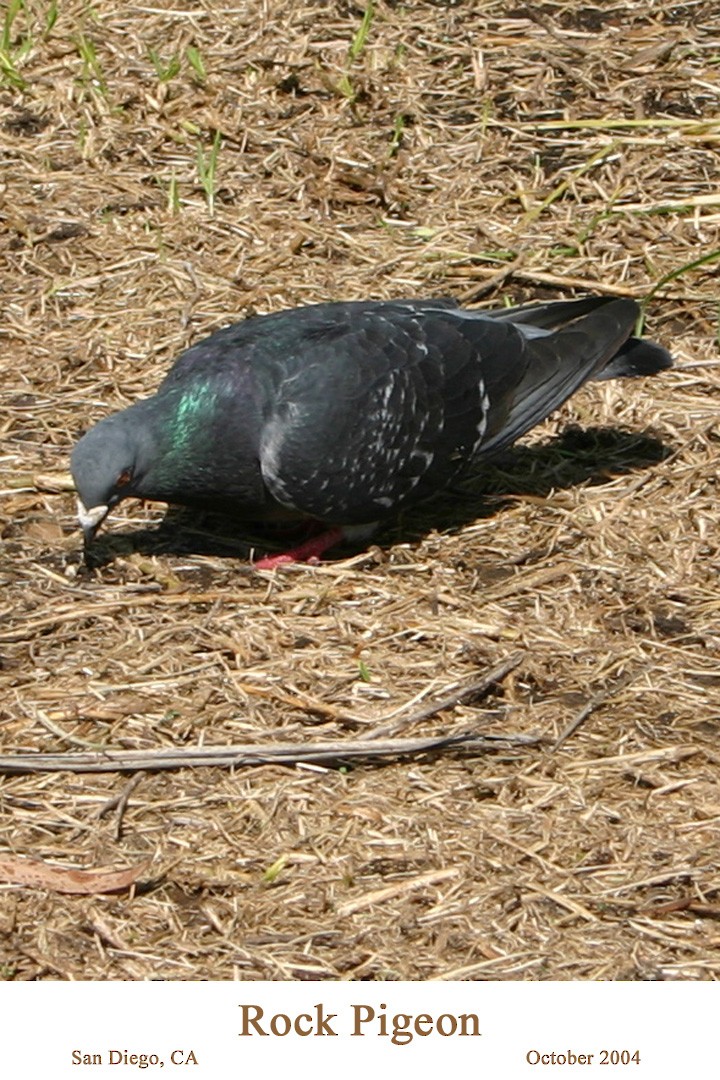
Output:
[1, 0, 719, 981]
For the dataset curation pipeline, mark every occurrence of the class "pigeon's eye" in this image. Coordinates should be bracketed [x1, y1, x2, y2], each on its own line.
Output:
[115, 469, 133, 488]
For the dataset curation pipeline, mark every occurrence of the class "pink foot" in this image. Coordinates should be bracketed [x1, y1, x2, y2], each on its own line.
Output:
[254, 527, 344, 570]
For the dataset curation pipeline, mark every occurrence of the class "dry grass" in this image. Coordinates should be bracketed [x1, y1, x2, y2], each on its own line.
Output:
[1, 0, 720, 981]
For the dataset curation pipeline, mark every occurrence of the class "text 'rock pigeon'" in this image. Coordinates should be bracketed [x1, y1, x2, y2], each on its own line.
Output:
[70, 296, 671, 568]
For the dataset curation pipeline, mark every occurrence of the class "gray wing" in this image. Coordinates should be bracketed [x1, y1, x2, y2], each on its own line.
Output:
[258, 298, 642, 522]
[472, 296, 641, 454]
[257, 305, 496, 524]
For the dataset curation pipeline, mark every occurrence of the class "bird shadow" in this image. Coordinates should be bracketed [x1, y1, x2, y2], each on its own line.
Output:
[80, 426, 671, 569]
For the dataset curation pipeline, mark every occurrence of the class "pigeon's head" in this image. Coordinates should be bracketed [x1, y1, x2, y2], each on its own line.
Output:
[71, 406, 154, 547]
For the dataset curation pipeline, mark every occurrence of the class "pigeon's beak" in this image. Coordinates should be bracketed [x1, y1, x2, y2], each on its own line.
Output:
[77, 498, 109, 547]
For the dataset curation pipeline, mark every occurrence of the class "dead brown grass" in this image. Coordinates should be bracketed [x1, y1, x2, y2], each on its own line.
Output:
[1, 0, 719, 981]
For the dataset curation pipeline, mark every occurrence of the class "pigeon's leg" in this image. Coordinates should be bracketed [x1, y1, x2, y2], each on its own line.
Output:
[254, 526, 345, 569]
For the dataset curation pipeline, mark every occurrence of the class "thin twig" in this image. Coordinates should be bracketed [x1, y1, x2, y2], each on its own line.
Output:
[0, 729, 541, 775]
[33, 709, 108, 751]
[672, 360, 720, 370]
[459, 253, 527, 302]
[96, 772, 146, 840]
[0, 591, 246, 644]
[364, 652, 523, 740]
[552, 665, 651, 751]
[337, 867, 459, 917]
[442, 264, 713, 302]
[525, 9, 594, 56]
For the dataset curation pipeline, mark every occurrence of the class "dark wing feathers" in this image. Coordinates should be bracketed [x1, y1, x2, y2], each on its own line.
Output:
[475, 301, 638, 455]
[482, 294, 614, 329]
[258, 311, 487, 523]
[481, 294, 671, 387]
[257, 299, 643, 522]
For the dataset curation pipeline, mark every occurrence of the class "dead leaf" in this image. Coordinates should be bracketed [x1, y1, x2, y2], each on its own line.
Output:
[0, 854, 151, 895]
[25, 519, 66, 542]
[3, 494, 44, 514]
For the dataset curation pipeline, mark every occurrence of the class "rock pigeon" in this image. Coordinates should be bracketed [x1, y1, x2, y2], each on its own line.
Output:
[70, 296, 671, 568]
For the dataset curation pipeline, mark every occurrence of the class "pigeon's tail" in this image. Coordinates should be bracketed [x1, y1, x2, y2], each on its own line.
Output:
[593, 336, 673, 381]
[485, 295, 672, 381]
[476, 297, 670, 458]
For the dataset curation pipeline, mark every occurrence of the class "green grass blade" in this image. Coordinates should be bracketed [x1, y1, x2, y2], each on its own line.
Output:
[186, 45, 206, 84]
[0, 48, 26, 88]
[388, 113, 405, 157]
[167, 170, 180, 213]
[643, 248, 720, 305]
[45, 0, 58, 34]
[196, 129, 222, 215]
[348, 0, 374, 61]
[148, 48, 181, 82]
[75, 32, 107, 94]
[525, 117, 720, 132]
[1, 0, 24, 54]
[523, 141, 620, 225]
[263, 855, 287, 883]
